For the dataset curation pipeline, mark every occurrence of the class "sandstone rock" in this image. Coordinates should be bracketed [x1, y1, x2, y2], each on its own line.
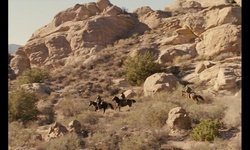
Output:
[214, 67, 237, 91]
[166, 107, 191, 130]
[195, 62, 206, 73]
[123, 89, 137, 98]
[9, 48, 30, 76]
[103, 5, 123, 16]
[157, 43, 196, 64]
[68, 120, 82, 133]
[133, 6, 154, 17]
[96, 0, 113, 12]
[47, 122, 68, 140]
[144, 73, 180, 96]
[198, 64, 220, 84]
[182, 6, 241, 36]
[160, 28, 197, 45]
[196, 24, 241, 56]
[193, 0, 227, 7]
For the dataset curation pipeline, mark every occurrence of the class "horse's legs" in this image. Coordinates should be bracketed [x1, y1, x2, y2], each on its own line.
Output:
[115, 106, 118, 111]
[194, 97, 200, 104]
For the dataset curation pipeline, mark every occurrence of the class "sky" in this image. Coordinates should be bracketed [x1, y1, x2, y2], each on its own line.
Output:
[8, 0, 175, 46]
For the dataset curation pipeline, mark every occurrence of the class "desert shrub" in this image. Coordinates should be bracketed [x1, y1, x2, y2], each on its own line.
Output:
[86, 131, 121, 150]
[125, 101, 169, 129]
[8, 121, 40, 149]
[39, 132, 83, 150]
[77, 111, 99, 125]
[19, 67, 50, 84]
[190, 119, 221, 141]
[119, 130, 168, 150]
[8, 87, 39, 123]
[123, 51, 161, 86]
[54, 98, 85, 118]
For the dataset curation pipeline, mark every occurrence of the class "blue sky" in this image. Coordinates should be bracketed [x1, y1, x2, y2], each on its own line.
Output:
[8, 0, 174, 45]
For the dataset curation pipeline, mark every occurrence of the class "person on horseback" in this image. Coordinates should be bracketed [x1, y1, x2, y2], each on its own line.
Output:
[119, 92, 127, 106]
[185, 85, 195, 93]
[185, 85, 196, 99]
[120, 92, 126, 102]
[96, 95, 103, 109]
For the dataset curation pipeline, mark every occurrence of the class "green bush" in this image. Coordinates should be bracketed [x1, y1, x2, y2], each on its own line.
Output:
[190, 119, 221, 141]
[8, 87, 39, 123]
[19, 67, 50, 84]
[123, 51, 161, 86]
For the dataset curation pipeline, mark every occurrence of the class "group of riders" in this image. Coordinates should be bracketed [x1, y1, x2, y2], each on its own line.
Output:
[94, 85, 194, 109]
[95, 92, 126, 109]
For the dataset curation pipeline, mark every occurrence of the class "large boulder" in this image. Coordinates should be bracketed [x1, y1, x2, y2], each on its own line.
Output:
[143, 73, 180, 96]
[166, 107, 191, 130]
[182, 6, 241, 36]
[157, 43, 197, 64]
[9, 48, 30, 76]
[68, 120, 82, 133]
[214, 65, 237, 91]
[46, 122, 68, 141]
[196, 24, 241, 56]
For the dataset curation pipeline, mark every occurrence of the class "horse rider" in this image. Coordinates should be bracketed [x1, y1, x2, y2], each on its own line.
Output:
[185, 85, 193, 93]
[119, 92, 127, 106]
[96, 95, 103, 108]
[185, 85, 196, 99]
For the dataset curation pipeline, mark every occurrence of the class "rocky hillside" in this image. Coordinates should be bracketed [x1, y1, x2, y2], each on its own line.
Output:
[8, 0, 241, 149]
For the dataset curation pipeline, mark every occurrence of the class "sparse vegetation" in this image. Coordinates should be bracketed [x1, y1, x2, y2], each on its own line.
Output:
[8, 121, 40, 149]
[8, 87, 39, 123]
[190, 119, 221, 141]
[18, 67, 50, 84]
[123, 51, 162, 86]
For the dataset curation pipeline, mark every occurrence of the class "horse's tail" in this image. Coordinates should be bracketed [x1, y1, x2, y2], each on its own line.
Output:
[108, 103, 114, 109]
[197, 95, 205, 101]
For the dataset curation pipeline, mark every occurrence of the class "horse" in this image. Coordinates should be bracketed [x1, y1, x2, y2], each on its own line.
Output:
[111, 96, 136, 111]
[89, 100, 114, 114]
[181, 91, 205, 104]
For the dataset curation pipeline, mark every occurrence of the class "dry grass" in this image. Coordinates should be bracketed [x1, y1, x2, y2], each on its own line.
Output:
[8, 121, 41, 150]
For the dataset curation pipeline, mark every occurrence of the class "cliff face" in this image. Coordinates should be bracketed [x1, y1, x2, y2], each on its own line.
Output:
[9, 0, 241, 93]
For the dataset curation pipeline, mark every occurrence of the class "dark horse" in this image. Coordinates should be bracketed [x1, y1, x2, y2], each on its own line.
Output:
[89, 100, 114, 114]
[111, 96, 136, 111]
[181, 91, 205, 104]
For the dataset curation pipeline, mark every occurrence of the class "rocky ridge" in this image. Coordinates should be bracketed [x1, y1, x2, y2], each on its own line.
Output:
[8, 0, 241, 149]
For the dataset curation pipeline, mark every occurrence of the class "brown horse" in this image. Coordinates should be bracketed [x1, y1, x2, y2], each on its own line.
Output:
[89, 100, 114, 114]
[111, 96, 136, 111]
[181, 91, 205, 104]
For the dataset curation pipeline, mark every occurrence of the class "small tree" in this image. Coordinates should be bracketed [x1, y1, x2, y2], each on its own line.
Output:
[123, 51, 161, 86]
[8, 87, 39, 123]
[19, 67, 50, 84]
